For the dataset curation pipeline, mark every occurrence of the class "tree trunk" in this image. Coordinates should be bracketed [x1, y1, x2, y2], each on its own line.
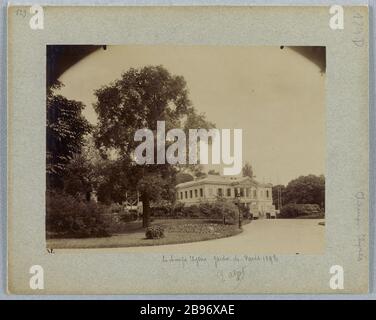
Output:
[142, 193, 151, 228]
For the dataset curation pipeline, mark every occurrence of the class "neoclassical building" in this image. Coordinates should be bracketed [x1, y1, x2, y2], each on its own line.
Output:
[175, 175, 276, 218]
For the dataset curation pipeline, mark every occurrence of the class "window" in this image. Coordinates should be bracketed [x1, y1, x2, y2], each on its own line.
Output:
[234, 188, 238, 196]
[180, 192, 183, 200]
[190, 190, 193, 198]
[253, 190, 257, 198]
[227, 188, 232, 197]
[266, 190, 269, 198]
[200, 188, 203, 197]
[185, 191, 188, 199]
[240, 188, 244, 197]
[194, 189, 198, 197]
[217, 188, 223, 196]
[246, 188, 250, 197]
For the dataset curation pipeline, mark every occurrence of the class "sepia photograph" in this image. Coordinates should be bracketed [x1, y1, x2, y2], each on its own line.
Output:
[46, 45, 326, 253]
[6, 4, 370, 295]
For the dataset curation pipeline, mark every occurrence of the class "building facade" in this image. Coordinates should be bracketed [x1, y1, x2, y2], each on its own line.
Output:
[175, 175, 276, 218]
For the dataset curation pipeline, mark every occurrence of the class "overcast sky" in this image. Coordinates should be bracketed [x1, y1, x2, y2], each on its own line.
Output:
[58, 45, 325, 185]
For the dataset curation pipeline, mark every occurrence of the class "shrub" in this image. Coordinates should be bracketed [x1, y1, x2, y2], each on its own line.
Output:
[279, 204, 300, 218]
[198, 202, 212, 216]
[172, 200, 239, 221]
[145, 225, 165, 239]
[46, 191, 110, 238]
[151, 205, 171, 217]
[198, 200, 238, 223]
[181, 204, 200, 217]
[109, 203, 122, 213]
[173, 202, 185, 217]
[300, 204, 322, 215]
[212, 200, 238, 224]
[120, 209, 139, 222]
[279, 203, 323, 218]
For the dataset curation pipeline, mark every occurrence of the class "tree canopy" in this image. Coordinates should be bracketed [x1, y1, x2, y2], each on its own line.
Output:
[284, 174, 325, 208]
[46, 82, 92, 189]
[93, 65, 214, 227]
[272, 175, 325, 209]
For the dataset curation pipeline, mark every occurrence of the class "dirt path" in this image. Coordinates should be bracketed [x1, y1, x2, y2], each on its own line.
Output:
[53, 219, 325, 254]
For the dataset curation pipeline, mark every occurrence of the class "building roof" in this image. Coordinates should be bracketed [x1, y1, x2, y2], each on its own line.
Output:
[175, 175, 272, 189]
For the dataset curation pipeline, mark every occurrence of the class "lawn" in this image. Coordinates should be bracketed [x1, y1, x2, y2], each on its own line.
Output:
[46, 218, 247, 249]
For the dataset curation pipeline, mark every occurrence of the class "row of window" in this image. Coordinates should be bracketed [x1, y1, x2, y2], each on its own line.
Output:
[177, 187, 270, 200]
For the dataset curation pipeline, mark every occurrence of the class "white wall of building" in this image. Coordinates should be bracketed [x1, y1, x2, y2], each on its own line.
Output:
[175, 177, 275, 216]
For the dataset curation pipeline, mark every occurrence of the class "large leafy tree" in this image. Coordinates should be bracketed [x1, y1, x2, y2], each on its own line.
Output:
[283, 174, 325, 209]
[62, 137, 108, 201]
[46, 82, 92, 189]
[94, 66, 213, 227]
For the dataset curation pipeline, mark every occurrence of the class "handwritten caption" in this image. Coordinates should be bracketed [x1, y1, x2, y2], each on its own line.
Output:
[352, 11, 365, 47]
[355, 192, 366, 262]
[162, 254, 279, 288]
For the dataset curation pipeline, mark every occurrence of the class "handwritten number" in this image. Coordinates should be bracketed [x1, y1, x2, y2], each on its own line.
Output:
[16, 9, 26, 18]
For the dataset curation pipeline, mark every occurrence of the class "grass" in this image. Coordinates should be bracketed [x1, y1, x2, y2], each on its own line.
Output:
[46, 218, 247, 249]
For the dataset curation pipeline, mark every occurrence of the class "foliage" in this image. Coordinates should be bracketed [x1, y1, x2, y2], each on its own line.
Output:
[93, 65, 214, 227]
[242, 162, 254, 178]
[105, 203, 139, 222]
[109, 203, 123, 213]
[63, 155, 92, 200]
[198, 201, 213, 216]
[94, 66, 191, 153]
[120, 210, 139, 223]
[151, 205, 171, 217]
[147, 199, 238, 222]
[95, 159, 132, 204]
[194, 171, 207, 179]
[172, 202, 185, 216]
[279, 203, 323, 218]
[165, 221, 237, 234]
[181, 205, 200, 218]
[46, 82, 92, 189]
[175, 172, 194, 184]
[145, 225, 165, 239]
[210, 198, 238, 224]
[272, 175, 325, 210]
[46, 191, 110, 238]
[62, 136, 115, 202]
[207, 170, 220, 175]
[284, 175, 325, 208]
[188, 199, 239, 223]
